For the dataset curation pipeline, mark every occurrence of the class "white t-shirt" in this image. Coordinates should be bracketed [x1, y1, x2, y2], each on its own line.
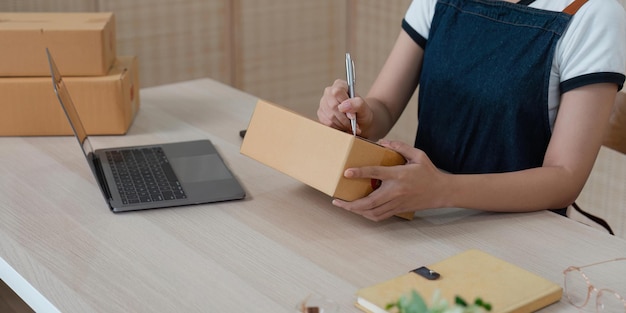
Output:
[403, 0, 626, 129]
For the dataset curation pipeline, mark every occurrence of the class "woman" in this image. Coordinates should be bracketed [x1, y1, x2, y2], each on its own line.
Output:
[317, 0, 626, 221]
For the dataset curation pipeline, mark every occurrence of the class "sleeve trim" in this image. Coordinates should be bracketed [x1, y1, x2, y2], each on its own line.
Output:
[560, 72, 625, 93]
[402, 19, 427, 50]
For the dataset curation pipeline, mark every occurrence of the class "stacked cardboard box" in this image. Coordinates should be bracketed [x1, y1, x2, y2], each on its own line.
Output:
[0, 12, 140, 136]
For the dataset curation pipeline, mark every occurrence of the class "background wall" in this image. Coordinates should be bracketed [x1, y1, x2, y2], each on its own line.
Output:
[349, 0, 417, 142]
[1, 0, 415, 141]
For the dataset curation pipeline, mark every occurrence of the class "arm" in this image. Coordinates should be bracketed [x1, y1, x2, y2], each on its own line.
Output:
[317, 30, 422, 140]
[332, 83, 617, 221]
[361, 31, 423, 140]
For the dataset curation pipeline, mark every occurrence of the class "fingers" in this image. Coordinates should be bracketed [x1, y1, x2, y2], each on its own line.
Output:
[344, 164, 395, 181]
[333, 142, 430, 221]
[318, 80, 351, 130]
[378, 139, 426, 164]
[318, 79, 366, 135]
[318, 104, 352, 131]
[332, 195, 400, 222]
[334, 165, 403, 222]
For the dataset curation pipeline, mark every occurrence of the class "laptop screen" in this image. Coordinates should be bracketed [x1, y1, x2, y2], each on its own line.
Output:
[46, 48, 94, 158]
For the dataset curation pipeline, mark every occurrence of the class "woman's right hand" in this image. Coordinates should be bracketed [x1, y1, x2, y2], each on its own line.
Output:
[317, 79, 374, 137]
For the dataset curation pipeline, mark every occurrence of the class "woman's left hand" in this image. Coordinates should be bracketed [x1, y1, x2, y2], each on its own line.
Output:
[332, 140, 449, 221]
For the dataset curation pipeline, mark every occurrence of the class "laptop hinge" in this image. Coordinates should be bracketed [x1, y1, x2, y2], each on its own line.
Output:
[88, 153, 113, 203]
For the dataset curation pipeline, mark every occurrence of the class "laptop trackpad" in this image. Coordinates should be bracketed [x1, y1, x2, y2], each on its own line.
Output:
[170, 154, 232, 183]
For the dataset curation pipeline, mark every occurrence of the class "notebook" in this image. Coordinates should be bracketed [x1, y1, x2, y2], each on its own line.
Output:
[356, 249, 562, 313]
[46, 48, 245, 212]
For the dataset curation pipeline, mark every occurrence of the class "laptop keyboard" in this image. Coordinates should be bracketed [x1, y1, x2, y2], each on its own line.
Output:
[106, 147, 187, 204]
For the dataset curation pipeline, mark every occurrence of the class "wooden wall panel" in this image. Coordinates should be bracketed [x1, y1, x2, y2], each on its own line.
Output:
[604, 92, 626, 154]
[233, 0, 346, 118]
[2, 0, 410, 128]
[351, 0, 416, 143]
[0, 0, 96, 12]
[350, 1, 411, 92]
[98, 0, 232, 88]
[3, 0, 231, 89]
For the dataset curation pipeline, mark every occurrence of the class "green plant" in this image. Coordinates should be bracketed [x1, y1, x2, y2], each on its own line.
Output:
[385, 290, 492, 313]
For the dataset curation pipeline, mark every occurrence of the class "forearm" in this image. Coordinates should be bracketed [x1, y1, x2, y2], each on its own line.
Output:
[360, 31, 423, 141]
[441, 84, 615, 213]
[361, 96, 397, 140]
[442, 166, 589, 212]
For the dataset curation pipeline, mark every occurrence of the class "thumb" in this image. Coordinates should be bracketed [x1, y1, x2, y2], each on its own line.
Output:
[378, 140, 425, 164]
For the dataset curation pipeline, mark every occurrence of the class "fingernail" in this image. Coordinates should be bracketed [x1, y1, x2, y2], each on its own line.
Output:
[338, 99, 351, 111]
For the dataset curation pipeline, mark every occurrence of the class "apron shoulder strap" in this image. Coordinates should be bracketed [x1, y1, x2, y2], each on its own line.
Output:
[563, 0, 589, 15]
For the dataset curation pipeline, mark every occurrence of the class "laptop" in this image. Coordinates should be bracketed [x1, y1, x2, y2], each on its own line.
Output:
[45, 48, 245, 213]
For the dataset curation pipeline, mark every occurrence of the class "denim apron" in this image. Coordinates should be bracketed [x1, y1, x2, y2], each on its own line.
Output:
[415, 0, 587, 176]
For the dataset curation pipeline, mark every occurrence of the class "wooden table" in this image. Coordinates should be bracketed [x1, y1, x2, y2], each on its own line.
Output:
[1, 79, 625, 313]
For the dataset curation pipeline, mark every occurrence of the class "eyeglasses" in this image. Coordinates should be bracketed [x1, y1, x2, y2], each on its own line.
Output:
[563, 258, 626, 312]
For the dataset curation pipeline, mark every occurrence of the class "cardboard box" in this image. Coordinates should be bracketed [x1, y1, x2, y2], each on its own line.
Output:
[240, 100, 414, 220]
[0, 56, 139, 136]
[0, 12, 116, 76]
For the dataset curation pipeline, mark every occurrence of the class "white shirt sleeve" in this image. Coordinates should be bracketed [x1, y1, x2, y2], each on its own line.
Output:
[403, 0, 438, 41]
[556, 0, 626, 88]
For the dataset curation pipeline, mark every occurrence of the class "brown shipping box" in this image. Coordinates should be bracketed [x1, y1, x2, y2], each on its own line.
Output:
[0, 56, 139, 136]
[0, 12, 116, 76]
[240, 100, 414, 220]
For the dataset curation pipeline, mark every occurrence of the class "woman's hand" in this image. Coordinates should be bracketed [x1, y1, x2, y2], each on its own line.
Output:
[317, 79, 374, 137]
[332, 140, 449, 221]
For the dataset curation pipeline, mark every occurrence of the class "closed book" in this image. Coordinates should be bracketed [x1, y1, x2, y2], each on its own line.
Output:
[356, 249, 562, 313]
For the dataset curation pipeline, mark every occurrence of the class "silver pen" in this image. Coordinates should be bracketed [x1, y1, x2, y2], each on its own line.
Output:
[345, 52, 357, 136]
